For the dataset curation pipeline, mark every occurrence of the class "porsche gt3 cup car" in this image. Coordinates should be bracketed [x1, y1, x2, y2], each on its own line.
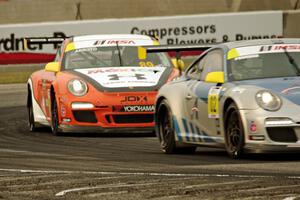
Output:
[155, 38, 300, 158]
[27, 34, 180, 135]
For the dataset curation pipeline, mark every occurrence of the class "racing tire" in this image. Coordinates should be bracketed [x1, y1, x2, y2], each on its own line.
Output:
[27, 92, 37, 132]
[157, 100, 196, 154]
[51, 96, 61, 136]
[224, 102, 245, 159]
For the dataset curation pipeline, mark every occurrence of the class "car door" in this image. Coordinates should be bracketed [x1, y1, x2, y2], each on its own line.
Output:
[40, 45, 63, 119]
[183, 49, 224, 144]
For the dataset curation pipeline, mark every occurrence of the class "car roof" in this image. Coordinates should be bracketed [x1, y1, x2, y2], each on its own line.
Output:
[72, 34, 153, 42]
[220, 38, 300, 50]
[69, 34, 156, 49]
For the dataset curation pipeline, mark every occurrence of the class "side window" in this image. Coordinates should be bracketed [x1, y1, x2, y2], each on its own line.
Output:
[54, 46, 62, 62]
[186, 55, 206, 79]
[200, 49, 223, 81]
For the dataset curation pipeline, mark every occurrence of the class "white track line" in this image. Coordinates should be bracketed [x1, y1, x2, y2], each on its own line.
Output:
[0, 168, 276, 178]
[55, 182, 157, 197]
[283, 196, 300, 200]
[183, 179, 256, 189]
[1, 168, 300, 179]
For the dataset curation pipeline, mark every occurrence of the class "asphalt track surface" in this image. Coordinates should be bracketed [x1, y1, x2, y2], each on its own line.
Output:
[0, 84, 300, 200]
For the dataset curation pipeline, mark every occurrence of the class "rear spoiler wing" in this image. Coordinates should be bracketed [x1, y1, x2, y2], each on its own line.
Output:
[141, 44, 215, 72]
[144, 44, 213, 53]
[143, 44, 214, 60]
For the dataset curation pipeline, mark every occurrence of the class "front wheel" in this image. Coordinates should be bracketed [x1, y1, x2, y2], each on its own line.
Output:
[224, 102, 245, 159]
[27, 93, 37, 132]
[51, 96, 61, 136]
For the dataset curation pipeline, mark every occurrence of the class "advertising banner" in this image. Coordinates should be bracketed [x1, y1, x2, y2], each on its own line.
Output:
[0, 11, 283, 64]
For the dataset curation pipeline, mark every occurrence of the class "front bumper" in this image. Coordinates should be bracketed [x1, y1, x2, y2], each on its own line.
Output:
[59, 124, 154, 133]
[58, 91, 157, 129]
[239, 109, 300, 152]
[244, 143, 300, 153]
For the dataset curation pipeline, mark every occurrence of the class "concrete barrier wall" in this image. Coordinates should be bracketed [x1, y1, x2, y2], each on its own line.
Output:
[0, 0, 228, 24]
[283, 10, 300, 37]
[1, 0, 300, 37]
[0, 0, 297, 24]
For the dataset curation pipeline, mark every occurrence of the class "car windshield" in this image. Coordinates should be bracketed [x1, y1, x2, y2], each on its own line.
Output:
[228, 52, 300, 81]
[63, 46, 172, 70]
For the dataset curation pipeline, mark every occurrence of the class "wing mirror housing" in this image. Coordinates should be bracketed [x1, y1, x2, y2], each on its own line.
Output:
[171, 58, 185, 71]
[205, 71, 224, 83]
[45, 62, 60, 73]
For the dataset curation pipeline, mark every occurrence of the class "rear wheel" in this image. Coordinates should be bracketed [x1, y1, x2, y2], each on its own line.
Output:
[51, 96, 61, 136]
[224, 102, 245, 159]
[157, 100, 196, 154]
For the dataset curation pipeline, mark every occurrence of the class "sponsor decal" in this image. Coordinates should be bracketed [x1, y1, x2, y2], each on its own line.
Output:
[123, 105, 155, 112]
[93, 40, 136, 46]
[281, 86, 300, 95]
[259, 45, 300, 53]
[108, 73, 146, 81]
[191, 98, 199, 120]
[76, 67, 165, 88]
[260, 45, 300, 52]
[120, 96, 148, 103]
[208, 86, 221, 118]
[0, 32, 65, 52]
[249, 121, 257, 132]
[75, 47, 97, 52]
[87, 68, 161, 74]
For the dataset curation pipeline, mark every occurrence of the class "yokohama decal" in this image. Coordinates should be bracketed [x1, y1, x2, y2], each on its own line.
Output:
[123, 105, 155, 112]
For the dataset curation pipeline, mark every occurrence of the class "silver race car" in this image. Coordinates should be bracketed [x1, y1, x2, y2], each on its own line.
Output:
[155, 39, 300, 158]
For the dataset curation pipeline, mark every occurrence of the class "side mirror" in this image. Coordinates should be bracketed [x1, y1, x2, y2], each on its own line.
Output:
[45, 62, 60, 73]
[171, 58, 185, 71]
[205, 71, 224, 83]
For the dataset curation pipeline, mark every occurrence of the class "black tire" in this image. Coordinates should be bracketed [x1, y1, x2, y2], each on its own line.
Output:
[224, 102, 245, 159]
[51, 96, 61, 136]
[27, 92, 37, 132]
[157, 100, 196, 154]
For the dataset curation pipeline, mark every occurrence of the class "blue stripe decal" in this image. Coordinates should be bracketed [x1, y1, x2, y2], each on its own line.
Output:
[196, 126, 202, 142]
[173, 116, 182, 142]
[181, 118, 190, 141]
[201, 131, 216, 143]
[189, 122, 196, 142]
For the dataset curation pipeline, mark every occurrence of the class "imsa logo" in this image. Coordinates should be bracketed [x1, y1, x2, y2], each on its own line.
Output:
[123, 105, 155, 112]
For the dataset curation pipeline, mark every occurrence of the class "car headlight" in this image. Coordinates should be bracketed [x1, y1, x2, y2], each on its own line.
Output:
[255, 90, 281, 111]
[67, 79, 88, 96]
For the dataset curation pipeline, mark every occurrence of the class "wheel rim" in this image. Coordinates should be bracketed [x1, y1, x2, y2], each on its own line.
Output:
[226, 110, 242, 152]
[160, 110, 172, 149]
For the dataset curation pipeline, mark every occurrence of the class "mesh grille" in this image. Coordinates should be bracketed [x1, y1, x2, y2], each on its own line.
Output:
[267, 127, 297, 143]
[112, 114, 154, 124]
[73, 111, 97, 123]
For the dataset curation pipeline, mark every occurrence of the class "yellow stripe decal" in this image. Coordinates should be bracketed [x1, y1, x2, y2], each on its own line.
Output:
[65, 42, 75, 52]
[227, 48, 239, 60]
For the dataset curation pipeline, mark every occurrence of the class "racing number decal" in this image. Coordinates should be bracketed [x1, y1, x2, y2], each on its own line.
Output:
[139, 61, 154, 67]
[208, 86, 221, 118]
[108, 73, 146, 80]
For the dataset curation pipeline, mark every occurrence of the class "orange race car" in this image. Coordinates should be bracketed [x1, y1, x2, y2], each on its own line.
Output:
[27, 34, 180, 135]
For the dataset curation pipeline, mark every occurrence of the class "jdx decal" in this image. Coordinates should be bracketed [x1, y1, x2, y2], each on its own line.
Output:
[121, 96, 148, 103]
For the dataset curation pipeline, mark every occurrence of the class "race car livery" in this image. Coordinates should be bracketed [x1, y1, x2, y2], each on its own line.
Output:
[27, 34, 179, 135]
[155, 38, 300, 158]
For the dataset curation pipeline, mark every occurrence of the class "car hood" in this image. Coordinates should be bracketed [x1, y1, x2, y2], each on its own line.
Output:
[234, 77, 300, 105]
[68, 66, 172, 92]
